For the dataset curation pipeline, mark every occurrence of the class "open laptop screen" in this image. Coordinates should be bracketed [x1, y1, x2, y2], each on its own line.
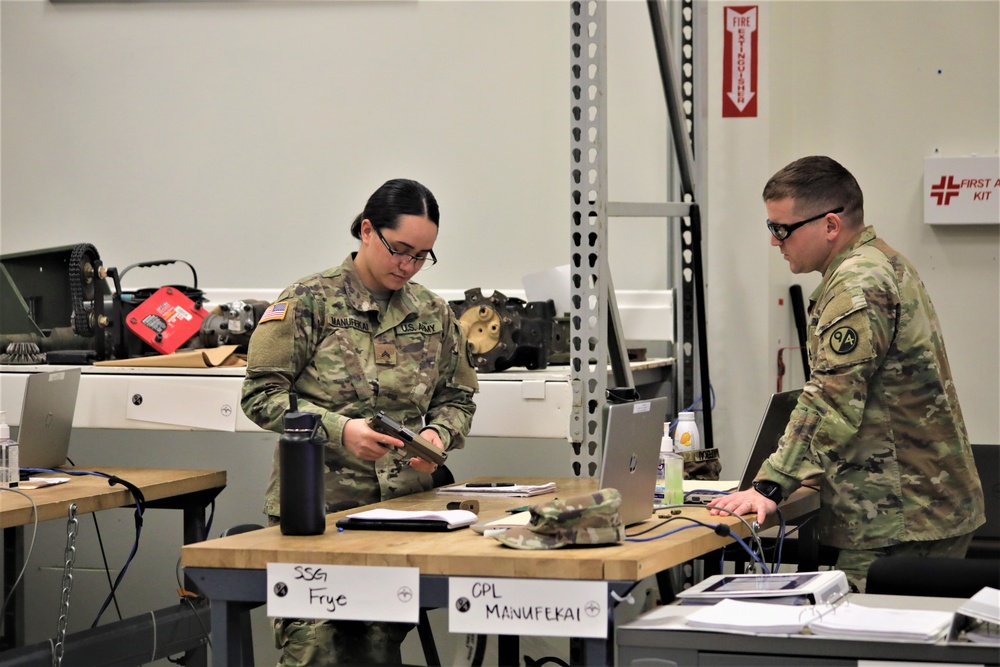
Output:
[599, 396, 669, 526]
[16, 368, 81, 469]
[736, 389, 802, 491]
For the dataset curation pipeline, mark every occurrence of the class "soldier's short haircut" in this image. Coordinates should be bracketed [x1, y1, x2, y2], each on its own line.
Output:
[763, 156, 865, 227]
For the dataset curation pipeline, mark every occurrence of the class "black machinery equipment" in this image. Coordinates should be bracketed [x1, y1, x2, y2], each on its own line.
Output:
[448, 287, 565, 373]
[0, 243, 267, 363]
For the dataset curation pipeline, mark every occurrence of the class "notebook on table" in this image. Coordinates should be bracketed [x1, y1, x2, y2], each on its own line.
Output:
[336, 508, 478, 532]
[598, 395, 670, 526]
[15, 368, 82, 470]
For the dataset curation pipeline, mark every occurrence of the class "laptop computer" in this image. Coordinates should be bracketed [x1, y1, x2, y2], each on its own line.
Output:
[735, 389, 802, 491]
[680, 389, 802, 506]
[15, 368, 81, 470]
[598, 395, 670, 526]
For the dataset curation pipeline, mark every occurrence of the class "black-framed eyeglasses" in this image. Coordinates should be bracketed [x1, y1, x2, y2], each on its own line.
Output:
[766, 206, 844, 241]
[372, 225, 437, 269]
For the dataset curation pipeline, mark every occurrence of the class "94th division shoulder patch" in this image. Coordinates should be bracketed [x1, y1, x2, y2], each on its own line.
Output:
[829, 326, 858, 354]
[259, 301, 289, 323]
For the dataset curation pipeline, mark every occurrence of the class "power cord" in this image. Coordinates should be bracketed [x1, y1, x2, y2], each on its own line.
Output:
[668, 386, 717, 434]
[626, 512, 770, 574]
[22, 466, 146, 628]
[90, 513, 124, 622]
[0, 486, 39, 634]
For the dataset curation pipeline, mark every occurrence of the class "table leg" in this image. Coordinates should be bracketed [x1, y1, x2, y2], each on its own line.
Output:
[2, 526, 25, 649]
[497, 635, 520, 666]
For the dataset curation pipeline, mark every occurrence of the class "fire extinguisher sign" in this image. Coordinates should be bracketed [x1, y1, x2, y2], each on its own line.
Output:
[722, 6, 758, 118]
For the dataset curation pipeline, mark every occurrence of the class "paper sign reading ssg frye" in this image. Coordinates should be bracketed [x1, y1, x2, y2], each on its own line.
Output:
[448, 577, 608, 638]
[266, 563, 420, 623]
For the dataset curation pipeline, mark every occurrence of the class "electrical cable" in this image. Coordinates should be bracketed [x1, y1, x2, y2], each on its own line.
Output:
[0, 487, 39, 629]
[179, 595, 212, 648]
[706, 503, 769, 565]
[22, 466, 146, 628]
[90, 476, 144, 628]
[647, 502, 777, 573]
[66, 456, 124, 622]
[90, 513, 124, 622]
[771, 508, 787, 573]
[667, 386, 716, 434]
[205, 499, 216, 540]
[625, 512, 769, 573]
[149, 609, 158, 665]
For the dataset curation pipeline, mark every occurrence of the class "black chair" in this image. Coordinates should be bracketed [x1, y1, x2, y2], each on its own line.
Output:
[866, 555, 1000, 598]
[969, 444, 1000, 559]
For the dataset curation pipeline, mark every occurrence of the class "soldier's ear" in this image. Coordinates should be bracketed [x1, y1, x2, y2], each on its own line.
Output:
[824, 211, 844, 239]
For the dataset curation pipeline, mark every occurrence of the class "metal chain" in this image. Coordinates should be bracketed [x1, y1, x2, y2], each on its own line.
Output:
[54, 503, 79, 667]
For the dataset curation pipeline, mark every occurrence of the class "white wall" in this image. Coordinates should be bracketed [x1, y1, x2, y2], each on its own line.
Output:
[2, 0, 998, 662]
[5, 0, 994, 451]
[704, 0, 999, 477]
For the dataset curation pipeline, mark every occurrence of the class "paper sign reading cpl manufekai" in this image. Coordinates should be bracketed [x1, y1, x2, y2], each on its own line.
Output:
[448, 576, 608, 638]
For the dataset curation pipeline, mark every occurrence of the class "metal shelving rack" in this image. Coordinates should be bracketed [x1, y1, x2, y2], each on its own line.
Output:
[569, 0, 710, 477]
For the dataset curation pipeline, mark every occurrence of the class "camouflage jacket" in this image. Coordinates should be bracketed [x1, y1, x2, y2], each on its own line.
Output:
[241, 254, 479, 518]
[758, 226, 985, 549]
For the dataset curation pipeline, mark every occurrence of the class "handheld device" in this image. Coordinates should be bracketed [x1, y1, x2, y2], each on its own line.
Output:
[369, 411, 448, 466]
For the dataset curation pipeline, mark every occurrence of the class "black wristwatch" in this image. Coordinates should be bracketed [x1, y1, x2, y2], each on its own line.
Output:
[753, 480, 783, 504]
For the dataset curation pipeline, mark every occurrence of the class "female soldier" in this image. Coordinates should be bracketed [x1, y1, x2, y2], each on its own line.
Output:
[242, 178, 479, 665]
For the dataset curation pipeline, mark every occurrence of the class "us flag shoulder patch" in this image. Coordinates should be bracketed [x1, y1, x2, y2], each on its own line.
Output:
[259, 301, 289, 323]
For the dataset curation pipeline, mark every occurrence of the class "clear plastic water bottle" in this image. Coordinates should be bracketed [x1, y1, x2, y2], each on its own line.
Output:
[655, 423, 683, 506]
[654, 423, 670, 506]
[279, 394, 327, 536]
[673, 411, 702, 452]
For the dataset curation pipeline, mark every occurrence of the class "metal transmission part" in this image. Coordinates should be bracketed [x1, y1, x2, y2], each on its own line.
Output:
[449, 288, 556, 373]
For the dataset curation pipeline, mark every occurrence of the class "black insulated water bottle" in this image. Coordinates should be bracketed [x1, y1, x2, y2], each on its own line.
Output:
[279, 393, 327, 535]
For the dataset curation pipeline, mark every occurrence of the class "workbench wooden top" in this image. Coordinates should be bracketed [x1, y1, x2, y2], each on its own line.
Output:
[181, 477, 818, 582]
[0, 466, 227, 528]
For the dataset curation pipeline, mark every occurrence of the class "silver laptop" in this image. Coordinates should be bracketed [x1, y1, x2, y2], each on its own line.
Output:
[15, 368, 81, 469]
[735, 389, 802, 491]
[599, 396, 669, 526]
[678, 389, 802, 506]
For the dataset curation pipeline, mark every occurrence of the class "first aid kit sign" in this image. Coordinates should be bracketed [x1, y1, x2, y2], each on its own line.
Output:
[924, 155, 999, 225]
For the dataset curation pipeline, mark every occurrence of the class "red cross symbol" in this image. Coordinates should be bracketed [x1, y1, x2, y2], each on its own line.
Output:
[930, 175, 961, 205]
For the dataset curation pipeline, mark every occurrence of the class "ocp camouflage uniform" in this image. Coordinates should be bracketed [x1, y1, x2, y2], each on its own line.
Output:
[756, 227, 984, 585]
[241, 254, 479, 665]
[495, 488, 626, 550]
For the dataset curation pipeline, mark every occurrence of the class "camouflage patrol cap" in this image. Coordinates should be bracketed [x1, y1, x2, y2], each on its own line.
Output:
[494, 488, 626, 550]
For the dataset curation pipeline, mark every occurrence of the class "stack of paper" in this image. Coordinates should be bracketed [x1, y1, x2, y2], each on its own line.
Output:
[807, 603, 953, 642]
[685, 598, 818, 635]
[437, 482, 556, 497]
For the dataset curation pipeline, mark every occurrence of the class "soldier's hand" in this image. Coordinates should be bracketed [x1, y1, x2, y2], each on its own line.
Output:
[706, 488, 776, 525]
[342, 418, 403, 461]
[407, 429, 444, 474]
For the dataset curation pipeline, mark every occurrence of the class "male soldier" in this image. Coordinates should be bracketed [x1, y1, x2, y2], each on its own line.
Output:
[709, 156, 984, 592]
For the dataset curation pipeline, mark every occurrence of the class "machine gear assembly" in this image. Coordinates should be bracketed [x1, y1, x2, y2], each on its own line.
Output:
[449, 288, 558, 373]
